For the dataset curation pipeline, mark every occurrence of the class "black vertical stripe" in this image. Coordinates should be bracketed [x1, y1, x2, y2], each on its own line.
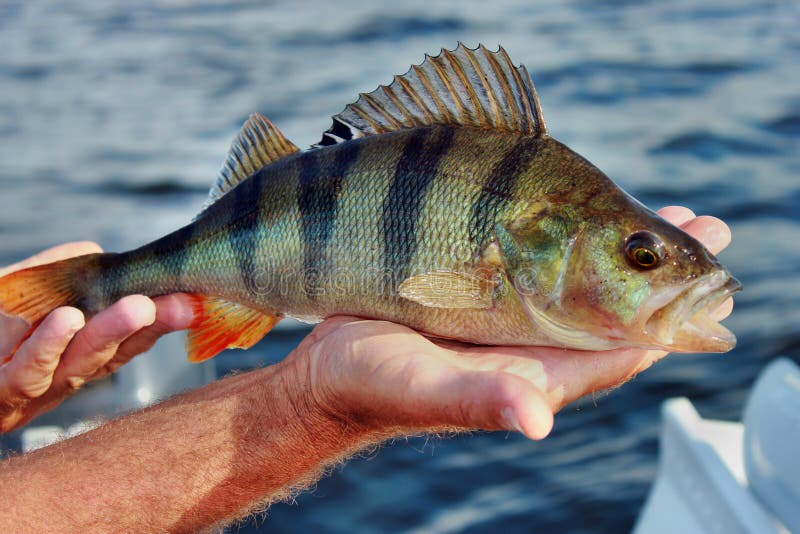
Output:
[229, 175, 261, 294]
[298, 142, 361, 296]
[83, 252, 124, 314]
[296, 149, 319, 296]
[469, 138, 538, 244]
[152, 223, 195, 283]
[381, 127, 456, 280]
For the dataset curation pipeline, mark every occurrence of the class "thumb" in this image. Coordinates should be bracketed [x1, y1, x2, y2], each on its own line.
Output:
[372, 366, 554, 440]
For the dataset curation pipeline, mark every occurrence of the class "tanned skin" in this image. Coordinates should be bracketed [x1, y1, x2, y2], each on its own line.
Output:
[0, 207, 733, 532]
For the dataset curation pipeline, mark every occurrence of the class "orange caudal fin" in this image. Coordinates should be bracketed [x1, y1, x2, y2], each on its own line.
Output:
[185, 295, 282, 362]
[0, 254, 101, 325]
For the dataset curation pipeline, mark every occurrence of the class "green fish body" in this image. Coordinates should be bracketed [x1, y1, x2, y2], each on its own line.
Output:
[0, 44, 740, 362]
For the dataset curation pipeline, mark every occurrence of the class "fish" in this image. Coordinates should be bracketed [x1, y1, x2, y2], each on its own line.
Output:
[0, 43, 741, 363]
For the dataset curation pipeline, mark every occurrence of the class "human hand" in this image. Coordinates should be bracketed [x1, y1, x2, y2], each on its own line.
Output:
[286, 206, 734, 441]
[0, 242, 195, 433]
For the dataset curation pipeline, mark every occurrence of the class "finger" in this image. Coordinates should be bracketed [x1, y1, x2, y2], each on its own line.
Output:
[0, 242, 103, 276]
[439, 344, 550, 393]
[553, 347, 667, 409]
[380, 362, 554, 440]
[0, 315, 32, 357]
[110, 293, 195, 372]
[680, 216, 732, 255]
[450, 343, 666, 412]
[53, 295, 156, 391]
[658, 206, 696, 226]
[443, 370, 553, 440]
[446, 356, 552, 439]
[0, 307, 84, 404]
[433, 341, 601, 411]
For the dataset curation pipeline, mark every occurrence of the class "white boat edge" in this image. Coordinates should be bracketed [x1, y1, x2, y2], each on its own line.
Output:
[635, 358, 800, 534]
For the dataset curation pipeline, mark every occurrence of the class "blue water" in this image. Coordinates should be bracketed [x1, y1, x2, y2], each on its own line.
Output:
[1, 1, 799, 532]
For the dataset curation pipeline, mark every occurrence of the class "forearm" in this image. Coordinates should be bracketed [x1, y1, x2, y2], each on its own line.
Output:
[1, 360, 376, 532]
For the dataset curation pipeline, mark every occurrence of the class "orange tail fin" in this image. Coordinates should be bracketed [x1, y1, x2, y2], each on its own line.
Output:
[0, 254, 101, 325]
[185, 294, 282, 362]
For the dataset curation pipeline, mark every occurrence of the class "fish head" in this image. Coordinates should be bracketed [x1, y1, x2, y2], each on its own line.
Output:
[501, 193, 740, 353]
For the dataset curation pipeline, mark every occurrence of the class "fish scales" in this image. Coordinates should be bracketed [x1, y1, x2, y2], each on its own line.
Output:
[0, 44, 741, 362]
[297, 141, 358, 297]
[262, 127, 538, 343]
[89, 127, 533, 343]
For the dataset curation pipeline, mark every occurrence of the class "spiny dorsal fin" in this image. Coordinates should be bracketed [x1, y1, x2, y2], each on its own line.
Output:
[315, 43, 546, 147]
[201, 113, 299, 213]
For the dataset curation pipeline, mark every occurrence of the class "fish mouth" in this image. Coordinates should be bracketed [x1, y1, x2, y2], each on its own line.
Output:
[645, 270, 742, 353]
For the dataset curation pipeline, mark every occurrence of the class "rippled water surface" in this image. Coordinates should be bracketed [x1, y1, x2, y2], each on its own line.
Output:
[1, 1, 798, 532]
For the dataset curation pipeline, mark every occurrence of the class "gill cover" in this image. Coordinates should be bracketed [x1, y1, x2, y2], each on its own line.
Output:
[496, 211, 617, 349]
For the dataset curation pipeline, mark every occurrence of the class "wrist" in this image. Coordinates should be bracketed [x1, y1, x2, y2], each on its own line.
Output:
[279, 337, 404, 446]
[269, 353, 383, 460]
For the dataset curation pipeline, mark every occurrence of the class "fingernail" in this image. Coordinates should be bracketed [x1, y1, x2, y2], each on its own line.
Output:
[66, 375, 87, 390]
[500, 406, 524, 434]
[67, 311, 86, 334]
[166, 294, 196, 328]
[67, 322, 83, 336]
[177, 304, 196, 327]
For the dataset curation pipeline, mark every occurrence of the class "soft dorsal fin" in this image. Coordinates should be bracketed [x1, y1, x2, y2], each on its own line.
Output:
[201, 113, 299, 212]
[315, 43, 546, 147]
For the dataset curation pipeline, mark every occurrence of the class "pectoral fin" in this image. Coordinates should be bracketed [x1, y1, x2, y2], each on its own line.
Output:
[186, 295, 282, 362]
[398, 271, 495, 309]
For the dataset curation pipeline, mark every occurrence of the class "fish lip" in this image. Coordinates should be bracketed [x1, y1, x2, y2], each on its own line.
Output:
[645, 271, 742, 353]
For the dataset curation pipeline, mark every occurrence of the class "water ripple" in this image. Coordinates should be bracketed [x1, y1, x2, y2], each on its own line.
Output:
[649, 131, 778, 161]
[280, 15, 470, 47]
[762, 113, 800, 137]
[533, 60, 752, 102]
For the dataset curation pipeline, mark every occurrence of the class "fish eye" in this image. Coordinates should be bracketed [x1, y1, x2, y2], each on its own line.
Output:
[625, 231, 664, 270]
